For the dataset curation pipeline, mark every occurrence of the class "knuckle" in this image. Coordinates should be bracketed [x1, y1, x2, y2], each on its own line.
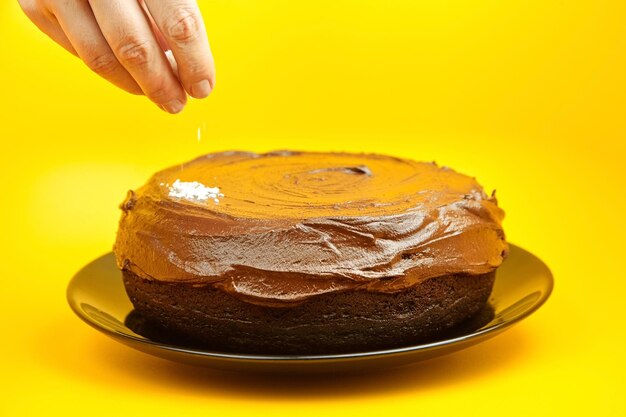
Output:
[84, 52, 119, 76]
[116, 37, 152, 68]
[164, 9, 201, 43]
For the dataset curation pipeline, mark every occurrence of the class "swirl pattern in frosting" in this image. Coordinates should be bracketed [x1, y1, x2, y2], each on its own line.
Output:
[114, 151, 508, 306]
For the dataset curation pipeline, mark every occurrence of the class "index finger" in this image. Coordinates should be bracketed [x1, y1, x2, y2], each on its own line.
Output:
[88, 0, 187, 113]
[143, 0, 215, 99]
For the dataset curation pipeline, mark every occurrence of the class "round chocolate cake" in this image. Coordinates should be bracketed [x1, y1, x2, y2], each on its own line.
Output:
[114, 151, 508, 354]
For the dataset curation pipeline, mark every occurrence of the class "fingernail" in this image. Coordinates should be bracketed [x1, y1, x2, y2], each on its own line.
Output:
[190, 80, 212, 99]
[162, 99, 184, 114]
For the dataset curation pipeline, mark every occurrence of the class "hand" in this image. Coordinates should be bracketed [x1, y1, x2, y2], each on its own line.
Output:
[18, 0, 216, 114]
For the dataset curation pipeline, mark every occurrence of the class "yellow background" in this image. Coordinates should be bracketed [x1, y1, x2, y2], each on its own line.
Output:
[1, 0, 624, 415]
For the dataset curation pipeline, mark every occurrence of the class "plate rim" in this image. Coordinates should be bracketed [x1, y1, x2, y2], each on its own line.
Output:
[67, 243, 553, 362]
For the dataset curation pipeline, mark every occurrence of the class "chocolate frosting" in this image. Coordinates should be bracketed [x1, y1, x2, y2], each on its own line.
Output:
[114, 151, 508, 307]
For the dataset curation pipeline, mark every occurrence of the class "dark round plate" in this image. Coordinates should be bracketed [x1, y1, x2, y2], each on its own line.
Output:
[67, 244, 552, 373]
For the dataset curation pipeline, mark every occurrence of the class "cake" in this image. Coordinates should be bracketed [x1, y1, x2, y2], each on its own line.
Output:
[114, 151, 508, 354]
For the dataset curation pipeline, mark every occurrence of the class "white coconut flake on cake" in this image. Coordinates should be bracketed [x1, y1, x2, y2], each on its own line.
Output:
[165, 179, 223, 204]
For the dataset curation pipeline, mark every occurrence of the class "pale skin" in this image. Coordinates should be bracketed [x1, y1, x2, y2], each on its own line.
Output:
[18, 0, 216, 114]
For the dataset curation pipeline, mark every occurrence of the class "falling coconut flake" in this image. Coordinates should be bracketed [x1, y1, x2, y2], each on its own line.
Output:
[166, 179, 223, 204]
[197, 121, 207, 143]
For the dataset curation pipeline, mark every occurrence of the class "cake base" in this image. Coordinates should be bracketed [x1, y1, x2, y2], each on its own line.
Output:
[122, 271, 495, 355]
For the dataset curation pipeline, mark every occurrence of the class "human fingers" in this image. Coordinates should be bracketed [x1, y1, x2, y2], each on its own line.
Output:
[139, 0, 171, 52]
[88, 0, 187, 113]
[18, 0, 77, 56]
[143, 0, 215, 98]
[139, 1, 180, 77]
[47, 0, 143, 95]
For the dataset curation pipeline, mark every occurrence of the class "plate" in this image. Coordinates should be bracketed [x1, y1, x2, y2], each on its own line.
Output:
[67, 244, 552, 373]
